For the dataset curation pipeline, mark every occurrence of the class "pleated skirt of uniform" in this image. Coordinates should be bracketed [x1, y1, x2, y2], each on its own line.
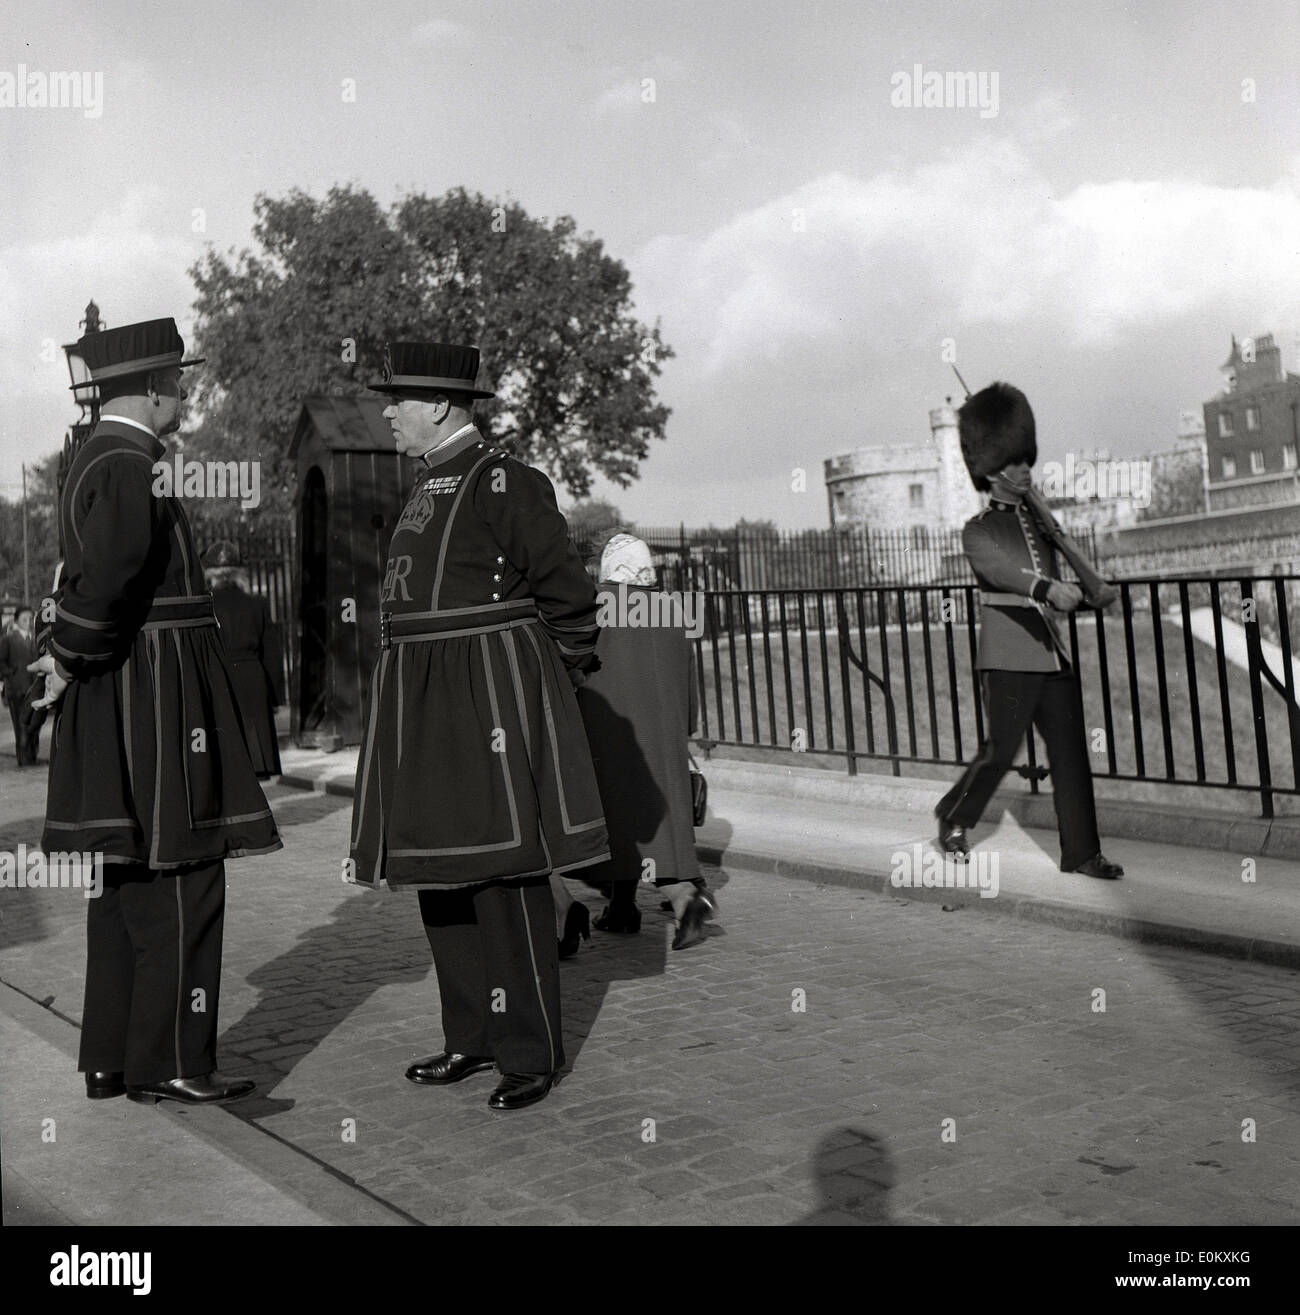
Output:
[43, 624, 282, 868]
[350, 619, 609, 888]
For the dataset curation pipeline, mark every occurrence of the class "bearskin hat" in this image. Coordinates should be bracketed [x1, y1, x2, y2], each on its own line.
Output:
[958, 382, 1036, 491]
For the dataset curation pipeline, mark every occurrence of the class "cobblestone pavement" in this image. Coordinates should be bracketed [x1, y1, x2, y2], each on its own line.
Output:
[3, 759, 1300, 1225]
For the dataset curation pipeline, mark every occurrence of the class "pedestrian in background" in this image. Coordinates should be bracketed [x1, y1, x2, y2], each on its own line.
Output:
[0, 603, 41, 765]
[565, 532, 718, 951]
[203, 540, 284, 778]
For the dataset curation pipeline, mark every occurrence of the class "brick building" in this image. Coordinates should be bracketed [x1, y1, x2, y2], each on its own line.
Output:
[1203, 333, 1300, 511]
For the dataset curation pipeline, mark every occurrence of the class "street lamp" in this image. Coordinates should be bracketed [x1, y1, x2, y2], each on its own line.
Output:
[63, 299, 102, 426]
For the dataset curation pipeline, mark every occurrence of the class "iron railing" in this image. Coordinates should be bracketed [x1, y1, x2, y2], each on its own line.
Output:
[690, 577, 1300, 817]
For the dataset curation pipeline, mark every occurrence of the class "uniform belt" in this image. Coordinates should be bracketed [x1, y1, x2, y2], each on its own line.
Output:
[141, 595, 217, 629]
[381, 599, 538, 648]
[979, 591, 1041, 609]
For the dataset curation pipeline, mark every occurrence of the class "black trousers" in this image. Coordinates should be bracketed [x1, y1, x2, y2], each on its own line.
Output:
[936, 667, 1101, 871]
[418, 877, 563, 1075]
[78, 860, 226, 1085]
[5, 692, 39, 765]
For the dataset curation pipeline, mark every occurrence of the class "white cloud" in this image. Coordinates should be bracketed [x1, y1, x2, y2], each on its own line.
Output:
[593, 55, 687, 114]
[411, 18, 472, 47]
[0, 187, 198, 476]
[630, 140, 1300, 374]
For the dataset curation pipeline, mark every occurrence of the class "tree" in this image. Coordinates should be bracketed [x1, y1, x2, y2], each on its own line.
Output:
[0, 452, 61, 607]
[185, 185, 673, 517]
[563, 498, 625, 544]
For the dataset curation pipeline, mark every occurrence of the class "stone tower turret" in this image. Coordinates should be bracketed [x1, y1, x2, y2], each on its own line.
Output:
[930, 402, 981, 525]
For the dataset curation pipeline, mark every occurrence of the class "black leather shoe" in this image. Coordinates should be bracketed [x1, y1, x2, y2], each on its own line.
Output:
[937, 817, 971, 861]
[126, 1072, 255, 1105]
[1071, 854, 1124, 879]
[405, 1052, 496, 1085]
[593, 903, 641, 933]
[85, 1071, 126, 1100]
[672, 890, 718, 951]
[488, 1071, 557, 1111]
[557, 901, 591, 960]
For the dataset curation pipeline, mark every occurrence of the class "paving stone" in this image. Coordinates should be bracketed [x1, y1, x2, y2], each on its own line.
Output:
[3, 769, 1300, 1225]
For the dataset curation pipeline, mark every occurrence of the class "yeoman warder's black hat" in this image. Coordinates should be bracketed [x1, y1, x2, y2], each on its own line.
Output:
[368, 341, 495, 399]
[71, 317, 205, 391]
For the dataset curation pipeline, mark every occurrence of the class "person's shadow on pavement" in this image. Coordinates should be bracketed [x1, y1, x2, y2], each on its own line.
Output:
[218, 879, 431, 1117]
[793, 1126, 896, 1225]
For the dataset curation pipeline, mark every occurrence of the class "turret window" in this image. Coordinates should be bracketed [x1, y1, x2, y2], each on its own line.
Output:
[1219, 413, 1234, 438]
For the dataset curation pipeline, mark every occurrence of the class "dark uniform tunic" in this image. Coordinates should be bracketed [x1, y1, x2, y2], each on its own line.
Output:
[349, 427, 609, 889]
[935, 499, 1100, 869]
[41, 421, 281, 866]
[212, 581, 283, 777]
[348, 425, 608, 1076]
[39, 418, 281, 1085]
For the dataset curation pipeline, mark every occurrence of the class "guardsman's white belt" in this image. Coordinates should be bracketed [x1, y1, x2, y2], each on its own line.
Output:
[978, 591, 1040, 608]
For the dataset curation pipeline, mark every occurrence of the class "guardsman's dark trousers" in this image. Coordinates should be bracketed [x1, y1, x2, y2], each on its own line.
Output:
[936, 667, 1101, 871]
[78, 861, 226, 1085]
[418, 877, 563, 1075]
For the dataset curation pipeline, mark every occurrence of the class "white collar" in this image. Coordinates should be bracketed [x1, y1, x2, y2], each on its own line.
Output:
[99, 414, 158, 439]
[420, 423, 477, 464]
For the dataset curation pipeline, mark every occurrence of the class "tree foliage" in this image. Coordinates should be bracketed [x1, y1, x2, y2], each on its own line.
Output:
[186, 185, 673, 517]
[0, 453, 61, 606]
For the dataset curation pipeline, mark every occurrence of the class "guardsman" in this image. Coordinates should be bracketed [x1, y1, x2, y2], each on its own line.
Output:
[933, 381, 1124, 879]
[349, 341, 608, 1111]
[28, 317, 281, 1106]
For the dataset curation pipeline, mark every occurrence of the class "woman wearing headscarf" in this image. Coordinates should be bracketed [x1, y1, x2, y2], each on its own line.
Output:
[203, 541, 283, 779]
[553, 532, 718, 953]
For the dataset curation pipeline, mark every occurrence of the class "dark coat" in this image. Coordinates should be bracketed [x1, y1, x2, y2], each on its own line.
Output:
[349, 427, 609, 889]
[964, 502, 1069, 672]
[0, 626, 38, 703]
[38, 420, 282, 868]
[212, 581, 283, 776]
[577, 583, 699, 888]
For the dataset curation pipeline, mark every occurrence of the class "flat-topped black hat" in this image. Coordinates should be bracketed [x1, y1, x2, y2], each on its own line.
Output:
[368, 341, 495, 398]
[71, 316, 205, 391]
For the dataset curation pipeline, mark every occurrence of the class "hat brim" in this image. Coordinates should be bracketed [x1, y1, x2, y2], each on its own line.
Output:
[71, 355, 206, 390]
[368, 374, 495, 399]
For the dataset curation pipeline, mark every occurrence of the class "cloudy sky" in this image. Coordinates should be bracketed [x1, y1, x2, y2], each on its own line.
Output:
[3, 0, 1299, 528]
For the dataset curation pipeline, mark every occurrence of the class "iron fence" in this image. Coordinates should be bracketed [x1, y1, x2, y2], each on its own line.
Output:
[690, 577, 1300, 817]
[574, 523, 1100, 592]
